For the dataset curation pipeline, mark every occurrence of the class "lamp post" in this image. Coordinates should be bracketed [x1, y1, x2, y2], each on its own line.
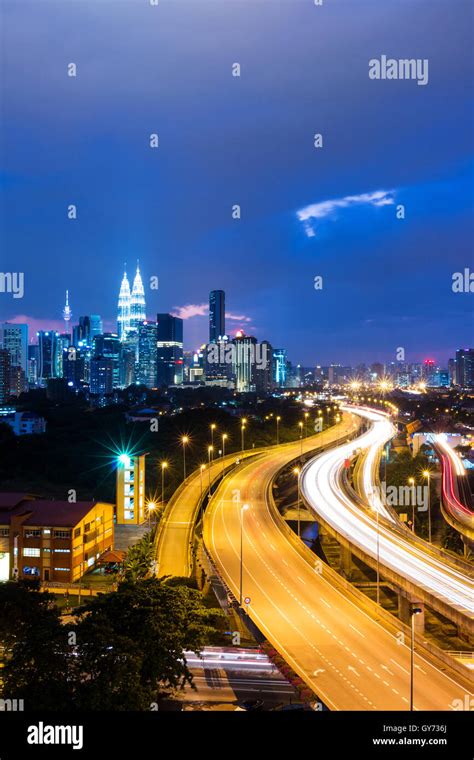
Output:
[207, 446, 213, 491]
[160, 461, 168, 506]
[423, 471, 431, 543]
[293, 467, 301, 538]
[240, 503, 249, 606]
[147, 501, 157, 529]
[304, 412, 309, 438]
[181, 436, 189, 480]
[298, 421, 304, 460]
[241, 418, 247, 452]
[210, 424, 216, 462]
[221, 434, 227, 474]
[410, 606, 423, 711]
[408, 477, 415, 533]
[199, 464, 205, 520]
[276, 416, 281, 446]
[375, 508, 380, 605]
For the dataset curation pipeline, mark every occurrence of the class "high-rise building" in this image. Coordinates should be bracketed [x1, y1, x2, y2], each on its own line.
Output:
[0, 349, 11, 404]
[209, 290, 225, 343]
[254, 340, 273, 394]
[137, 322, 157, 387]
[37, 331, 59, 384]
[1, 323, 28, 374]
[130, 264, 146, 333]
[63, 346, 86, 390]
[90, 315, 103, 340]
[117, 268, 131, 341]
[233, 332, 257, 392]
[455, 348, 474, 388]
[273, 348, 287, 387]
[156, 313, 183, 386]
[93, 333, 121, 388]
[72, 316, 91, 348]
[27, 344, 39, 386]
[90, 356, 114, 396]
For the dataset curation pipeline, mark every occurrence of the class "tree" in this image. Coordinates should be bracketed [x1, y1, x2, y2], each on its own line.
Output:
[72, 578, 223, 710]
[0, 581, 72, 710]
[120, 529, 156, 582]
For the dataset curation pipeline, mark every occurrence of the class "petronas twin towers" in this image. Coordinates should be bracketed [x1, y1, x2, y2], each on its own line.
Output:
[117, 264, 146, 341]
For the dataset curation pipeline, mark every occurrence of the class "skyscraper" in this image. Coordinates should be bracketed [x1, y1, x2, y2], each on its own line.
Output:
[37, 331, 59, 384]
[90, 315, 103, 340]
[130, 264, 146, 332]
[156, 314, 183, 386]
[0, 349, 11, 404]
[137, 322, 157, 387]
[90, 356, 114, 396]
[117, 268, 131, 341]
[1, 323, 28, 374]
[455, 348, 474, 388]
[273, 348, 287, 387]
[93, 333, 121, 388]
[209, 290, 225, 343]
[232, 332, 257, 393]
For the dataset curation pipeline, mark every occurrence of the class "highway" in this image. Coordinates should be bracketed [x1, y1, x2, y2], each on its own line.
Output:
[203, 419, 472, 710]
[302, 406, 474, 621]
[155, 418, 357, 578]
[430, 433, 474, 541]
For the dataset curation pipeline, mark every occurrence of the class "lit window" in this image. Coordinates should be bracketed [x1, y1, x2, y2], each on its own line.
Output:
[23, 548, 40, 557]
[54, 548, 70, 553]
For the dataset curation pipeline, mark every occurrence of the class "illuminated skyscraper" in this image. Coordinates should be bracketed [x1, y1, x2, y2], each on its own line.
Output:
[209, 290, 225, 343]
[117, 268, 131, 341]
[130, 264, 146, 332]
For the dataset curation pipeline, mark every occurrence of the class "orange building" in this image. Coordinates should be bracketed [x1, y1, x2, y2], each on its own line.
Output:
[0, 493, 114, 583]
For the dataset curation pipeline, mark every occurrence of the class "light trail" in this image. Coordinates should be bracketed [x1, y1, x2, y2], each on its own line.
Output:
[301, 406, 474, 617]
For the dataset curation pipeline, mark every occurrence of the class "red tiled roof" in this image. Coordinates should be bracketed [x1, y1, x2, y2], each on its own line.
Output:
[0, 493, 35, 510]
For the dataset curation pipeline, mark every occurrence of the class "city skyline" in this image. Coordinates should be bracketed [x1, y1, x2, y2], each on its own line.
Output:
[1, 1, 472, 365]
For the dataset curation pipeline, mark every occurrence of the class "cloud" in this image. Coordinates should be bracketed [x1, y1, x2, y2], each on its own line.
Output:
[297, 189, 395, 237]
[225, 312, 252, 323]
[171, 304, 253, 324]
[171, 303, 208, 320]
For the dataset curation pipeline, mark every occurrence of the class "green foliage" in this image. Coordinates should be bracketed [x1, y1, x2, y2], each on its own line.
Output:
[120, 528, 157, 582]
[0, 578, 222, 711]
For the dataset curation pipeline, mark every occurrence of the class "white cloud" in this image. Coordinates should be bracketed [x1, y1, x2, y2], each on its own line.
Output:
[297, 189, 395, 237]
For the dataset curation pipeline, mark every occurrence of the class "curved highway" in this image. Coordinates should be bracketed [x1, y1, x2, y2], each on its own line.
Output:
[301, 406, 474, 620]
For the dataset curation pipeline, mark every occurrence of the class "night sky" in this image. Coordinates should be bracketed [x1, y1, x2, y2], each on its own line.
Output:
[1, 0, 473, 366]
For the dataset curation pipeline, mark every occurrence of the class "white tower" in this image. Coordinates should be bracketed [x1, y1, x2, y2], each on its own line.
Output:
[62, 290, 72, 335]
[130, 262, 146, 332]
[118, 267, 131, 341]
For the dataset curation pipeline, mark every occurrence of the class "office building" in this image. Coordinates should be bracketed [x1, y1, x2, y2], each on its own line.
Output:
[117, 268, 131, 341]
[209, 290, 225, 343]
[0, 349, 11, 404]
[137, 321, 157, 387]
[273, 348, 288, 387]
[156, 313, 183, 386]
[37, 331, 59, 384]
[455, 348, 474, 388]
[90, 315, 103, 340]
[1, 323, 28, 374]
[94, 332, 121, 388]
[232, 332, 257, 392]
[130, 265, 146, 333]
[90, 356, 114, 396]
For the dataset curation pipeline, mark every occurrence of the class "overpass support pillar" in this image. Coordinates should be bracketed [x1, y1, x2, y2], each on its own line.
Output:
[398, 593, 425, 633]
[339, 545, 353, 579]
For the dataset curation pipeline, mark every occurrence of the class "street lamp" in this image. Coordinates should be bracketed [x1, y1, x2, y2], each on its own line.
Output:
[293, 467, 301, 538]
[221, 433, 228, 474]
[410, 606, 423, 711]
[408, 477, 415, 532]
[276, 416, 281, 446]
[423, 471, 431, 543]
[241, 418, 247, 452]
[207, 446, 213, 490]
[181, 436, 189, 480]
[147, 501, 157, 529]
[160, 461, 168, 506]
[199, 464, 205, 519]
[210, 424, 216, 462]
[298, 421, 304, 459]
[304, 412, 309, 438]
[240, 503, 249, 606]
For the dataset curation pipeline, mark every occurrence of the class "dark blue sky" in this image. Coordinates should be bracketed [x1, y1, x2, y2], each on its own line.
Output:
[1, 0, 473, 365]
